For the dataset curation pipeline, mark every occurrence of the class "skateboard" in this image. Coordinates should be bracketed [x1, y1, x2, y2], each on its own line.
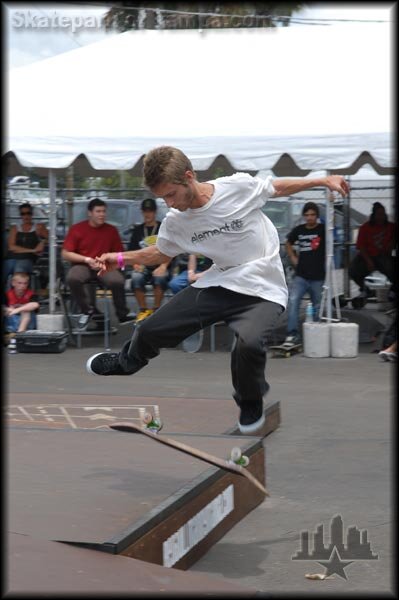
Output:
[270, 343, 302, 358]
[181, 329, 204, 353]
[109, 412, 268, 496]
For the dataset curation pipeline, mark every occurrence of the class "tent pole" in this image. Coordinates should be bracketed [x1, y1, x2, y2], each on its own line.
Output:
[344, 176, 351, 298]
[325, 171, 333, 323]
[48, 169, 57, 314]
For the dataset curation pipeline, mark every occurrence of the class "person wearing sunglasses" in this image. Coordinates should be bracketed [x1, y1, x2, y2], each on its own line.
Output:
[4, 203, 48, 288]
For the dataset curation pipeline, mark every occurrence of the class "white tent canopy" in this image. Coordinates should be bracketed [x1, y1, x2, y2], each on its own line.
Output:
[5, 26, 393, 176]
[4, 26, 394, 313]
[5, 132, 392, 176]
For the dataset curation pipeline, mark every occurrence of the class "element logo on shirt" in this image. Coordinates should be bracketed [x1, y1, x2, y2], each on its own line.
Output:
[192, 219, 244, 244]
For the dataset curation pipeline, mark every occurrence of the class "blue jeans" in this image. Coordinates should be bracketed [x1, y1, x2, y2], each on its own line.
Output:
[5, 312, 37, 333]
[286, 276, 324, 336]
[4, 258, 35, 288]
[168, 270, 189, 294]
[130, 268, 169, 291]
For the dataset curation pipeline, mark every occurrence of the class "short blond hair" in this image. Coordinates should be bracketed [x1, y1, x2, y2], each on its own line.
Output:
[12, 272, 30, 282]
[143, 146, 195, 189]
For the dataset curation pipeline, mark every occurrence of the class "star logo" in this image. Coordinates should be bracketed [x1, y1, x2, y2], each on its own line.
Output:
[292, 514, 378, 580]
[316, 547, 354, 580]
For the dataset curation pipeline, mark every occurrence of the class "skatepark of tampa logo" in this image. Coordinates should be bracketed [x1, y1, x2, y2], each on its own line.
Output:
[292, 514, 378, 580]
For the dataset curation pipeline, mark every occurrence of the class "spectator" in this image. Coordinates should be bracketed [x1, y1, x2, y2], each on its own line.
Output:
[3, 272, 39, 351]
[4, 203, 48, 288]
[168, 253, 213, 294]
[349, 202, 396, 304]
[284, 202, 326, 345]
[61, 198, 135, 328]
[128, 198, 171, 322]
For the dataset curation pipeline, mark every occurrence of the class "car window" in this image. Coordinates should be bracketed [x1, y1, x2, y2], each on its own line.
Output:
[261, 201, 289, 230]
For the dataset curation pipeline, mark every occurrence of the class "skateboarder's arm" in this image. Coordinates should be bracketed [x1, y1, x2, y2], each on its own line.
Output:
[285, 241, 298, 266]
[95, 245, 173, 275]
[272, 175, 349, 198]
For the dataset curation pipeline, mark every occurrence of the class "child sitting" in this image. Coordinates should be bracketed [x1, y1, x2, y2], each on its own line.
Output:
[3, 272, 39, 352]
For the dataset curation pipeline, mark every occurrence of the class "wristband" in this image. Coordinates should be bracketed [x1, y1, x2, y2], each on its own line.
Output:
[117, 252, 125, 271]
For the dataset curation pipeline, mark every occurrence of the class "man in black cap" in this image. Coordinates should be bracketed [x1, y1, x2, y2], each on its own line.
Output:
[128, 198, 171, 322]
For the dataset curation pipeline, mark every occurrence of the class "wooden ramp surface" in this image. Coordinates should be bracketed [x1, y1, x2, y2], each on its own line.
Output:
[7, 392, 276, 587]
[8, 426, 265, 569]
[8, 533, 256, 596]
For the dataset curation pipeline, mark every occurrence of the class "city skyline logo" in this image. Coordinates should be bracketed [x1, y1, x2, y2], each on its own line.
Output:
[292, 514, 378, 579]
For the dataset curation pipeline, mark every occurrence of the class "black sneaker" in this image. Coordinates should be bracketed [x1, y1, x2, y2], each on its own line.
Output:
[283, 334, 300, 347]
[238, 401, 265, 434]
[91, 308, 105, 322]
[118, 313, 137, 324]
[86, 352, 129, 375]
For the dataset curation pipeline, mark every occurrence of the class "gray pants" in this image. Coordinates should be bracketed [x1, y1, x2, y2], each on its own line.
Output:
[66, 264, 129, 319]
[119, 286, 284, 410]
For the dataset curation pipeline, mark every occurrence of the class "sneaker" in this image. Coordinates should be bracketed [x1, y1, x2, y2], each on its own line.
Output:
[118, 313, 137, 324]
[8, 338, 17, 354]
[238, 401, 265, 434]
[86, 352, 129, 375]
[77, 313, 91, 329]
[378, 350, 397, 362]
[91, 308, 105, 322]
[283, 335, 300, 347]
[8, 337, 17, 346]
[135, 309, 154, 323]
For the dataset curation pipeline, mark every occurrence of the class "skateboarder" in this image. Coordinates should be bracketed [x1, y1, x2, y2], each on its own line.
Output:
[87, 146, 349, 433]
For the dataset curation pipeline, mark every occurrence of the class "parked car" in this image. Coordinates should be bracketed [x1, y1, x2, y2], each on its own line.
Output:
[261, 197, 363, 284]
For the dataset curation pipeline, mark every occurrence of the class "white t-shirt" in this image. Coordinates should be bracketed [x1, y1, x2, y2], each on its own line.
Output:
[156, 173, 288, 308]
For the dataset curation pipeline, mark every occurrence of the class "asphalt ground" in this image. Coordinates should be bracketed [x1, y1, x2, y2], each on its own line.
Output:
[5, 315, 395, 596]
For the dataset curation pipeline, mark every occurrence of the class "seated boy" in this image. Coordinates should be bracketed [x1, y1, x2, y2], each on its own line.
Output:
[3, 272, 39, 351]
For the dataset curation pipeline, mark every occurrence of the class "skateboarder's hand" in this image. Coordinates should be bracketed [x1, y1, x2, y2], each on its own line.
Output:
[325, 175, 350, 198]
[95, 253, 118, 275]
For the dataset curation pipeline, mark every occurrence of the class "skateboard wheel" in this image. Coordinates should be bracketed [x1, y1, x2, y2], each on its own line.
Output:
[230, 447, 242, 462]
[143, 412, 153, 425]
[153, 418, 163, 431]
[146, 417, 163, 433]
[241, 455, 250, 467]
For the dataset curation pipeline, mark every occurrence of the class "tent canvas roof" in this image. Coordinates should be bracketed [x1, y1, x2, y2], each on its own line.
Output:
[5, 27, 393, 176]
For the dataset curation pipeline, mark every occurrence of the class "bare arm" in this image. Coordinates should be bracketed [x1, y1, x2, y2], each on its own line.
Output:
[8, 225, 46, 255]
[95, 245, 173, 275]
[187, 254, 198, 283]
[7, 301, 40, 315]
[36, 223, 49, 241]
[272, 175, 349, 199]
[285, 240, 298, 267]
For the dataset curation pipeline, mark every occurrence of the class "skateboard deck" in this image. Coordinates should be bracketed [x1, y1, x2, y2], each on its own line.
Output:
[270, 343, 302, 358]
[109, 420, 268, 496]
